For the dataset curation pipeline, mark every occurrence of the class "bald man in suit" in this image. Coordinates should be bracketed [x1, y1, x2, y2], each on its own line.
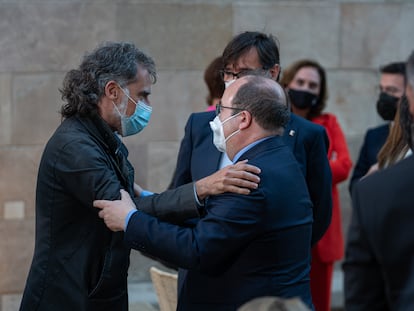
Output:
[95, 75, 314, 310]
[169, 31, 332, 246]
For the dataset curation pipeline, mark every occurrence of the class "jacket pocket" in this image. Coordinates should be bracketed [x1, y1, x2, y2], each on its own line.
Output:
[88, 243, 130, 299]
[87, 289, 128, 311]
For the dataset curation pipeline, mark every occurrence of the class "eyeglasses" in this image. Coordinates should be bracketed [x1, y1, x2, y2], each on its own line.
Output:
[219, 68, 270, 81]
[215, 103, 245, 116]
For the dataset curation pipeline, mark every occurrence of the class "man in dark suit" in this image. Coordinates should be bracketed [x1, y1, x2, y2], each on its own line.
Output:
[95, 75, 314, 310]
[170, 31, 332, 246]
[348, 62, 406, 194]
[343, 51, 414, 310]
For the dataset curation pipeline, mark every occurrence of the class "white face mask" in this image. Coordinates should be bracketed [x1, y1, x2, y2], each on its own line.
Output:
[209, 113, 241, 153]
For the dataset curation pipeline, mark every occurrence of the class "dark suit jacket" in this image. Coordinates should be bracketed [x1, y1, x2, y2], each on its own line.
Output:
[348, 123, 389, 194]
[169, 111, 332, 245]
[126, 136, 314, 311]
[343, 155, 414, 310]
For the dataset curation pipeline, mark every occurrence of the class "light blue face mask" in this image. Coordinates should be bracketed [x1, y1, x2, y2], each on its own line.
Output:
[121, 98, 152, 136]
[114, 87, 153, 137]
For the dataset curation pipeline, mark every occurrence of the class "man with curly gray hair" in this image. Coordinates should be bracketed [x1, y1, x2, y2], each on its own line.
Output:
[19, 41, 260, 311]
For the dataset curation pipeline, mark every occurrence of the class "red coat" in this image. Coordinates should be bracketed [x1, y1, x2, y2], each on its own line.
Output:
[311, 113, 352, 262]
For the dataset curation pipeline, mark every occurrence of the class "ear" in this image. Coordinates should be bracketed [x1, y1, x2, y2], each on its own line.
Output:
[238, 110, 252, 130]
[104, 80, 119, 100]
[269, 64, 281, 80]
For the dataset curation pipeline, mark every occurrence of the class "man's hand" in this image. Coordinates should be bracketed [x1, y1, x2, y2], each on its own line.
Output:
[195, 159, 261, 200]
[93, 189, 135, 232]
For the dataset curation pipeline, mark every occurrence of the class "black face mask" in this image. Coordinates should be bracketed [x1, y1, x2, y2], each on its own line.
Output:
[288, 88, 319, 109]
[376, 92, 399, 121]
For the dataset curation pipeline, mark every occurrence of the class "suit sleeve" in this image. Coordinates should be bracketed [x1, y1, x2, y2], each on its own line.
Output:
[349, 132, 370, 194]
[343, 184, 387, 310]
[307, 127, 333, 246]
[124, 189, 266, 275]
[328, 116, 353, 185]
[134, 183, 200, 224]
[168, 114, 195, 189]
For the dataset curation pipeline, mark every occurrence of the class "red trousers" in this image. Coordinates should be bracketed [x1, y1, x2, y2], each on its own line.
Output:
[310, 257, 334, 311]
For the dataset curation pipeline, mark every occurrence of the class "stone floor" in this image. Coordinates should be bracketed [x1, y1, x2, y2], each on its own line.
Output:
[1, 284, 160, 311]
[128, 282, 159, 311]
[2, 268, 345, 311]
[127, 266, 345, 311]
[331, 265, 345, 310]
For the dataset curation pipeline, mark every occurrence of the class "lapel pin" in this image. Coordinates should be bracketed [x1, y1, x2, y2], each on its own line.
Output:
[289, 130, 295, 137]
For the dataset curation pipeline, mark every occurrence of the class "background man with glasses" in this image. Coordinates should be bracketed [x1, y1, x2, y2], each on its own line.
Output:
[169, 31, 333, 246]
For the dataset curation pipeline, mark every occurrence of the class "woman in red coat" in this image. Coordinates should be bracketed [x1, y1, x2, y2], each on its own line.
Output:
[281, 60, 352, 311]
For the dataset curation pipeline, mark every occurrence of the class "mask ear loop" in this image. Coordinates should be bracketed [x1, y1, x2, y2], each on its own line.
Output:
[115, 84, 133, 116]
[123, 92, 138, 107]
[224, 128, 241, 144]
[112, 101, 122, 115]
[221, 111, 243, 125]
[222, 111, 243, 145]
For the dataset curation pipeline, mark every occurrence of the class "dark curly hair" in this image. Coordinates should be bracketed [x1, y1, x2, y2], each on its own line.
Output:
[60, 41, 156, 119]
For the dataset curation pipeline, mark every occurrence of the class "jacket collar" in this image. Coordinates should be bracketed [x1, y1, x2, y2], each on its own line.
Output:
[76, 113, 122, 158]
[237, 136, 285, 162]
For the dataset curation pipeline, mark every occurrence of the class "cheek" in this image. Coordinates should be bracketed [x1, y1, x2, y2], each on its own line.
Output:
[224, 120, 239, 137]
[288, 80, 301, 89]
[125, 102, 136, 117]
[311, 86, 320, 96]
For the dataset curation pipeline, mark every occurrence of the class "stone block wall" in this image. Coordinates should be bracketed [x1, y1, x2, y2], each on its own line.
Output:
[1, 0, 413, 310]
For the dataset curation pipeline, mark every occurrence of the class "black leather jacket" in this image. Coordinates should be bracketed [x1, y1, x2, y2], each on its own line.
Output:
[20, 114, 198, 311]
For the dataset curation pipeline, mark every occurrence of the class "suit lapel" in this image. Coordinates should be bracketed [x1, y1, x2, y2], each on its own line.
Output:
[207, 142, 222, 173]
[191, 114, 222, 179]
